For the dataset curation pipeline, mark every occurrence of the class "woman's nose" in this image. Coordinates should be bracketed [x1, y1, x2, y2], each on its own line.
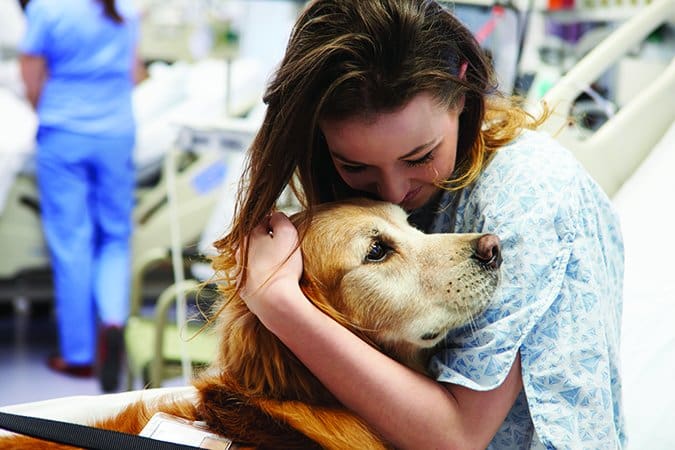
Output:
[376, 175, 408, 204]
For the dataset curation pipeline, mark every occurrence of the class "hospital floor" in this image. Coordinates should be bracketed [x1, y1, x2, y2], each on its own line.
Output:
[0, 300, 104, 406]
[0, 268, 182, 408]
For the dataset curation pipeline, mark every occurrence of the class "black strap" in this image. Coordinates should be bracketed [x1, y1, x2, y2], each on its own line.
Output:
[0, 411, 201, 450]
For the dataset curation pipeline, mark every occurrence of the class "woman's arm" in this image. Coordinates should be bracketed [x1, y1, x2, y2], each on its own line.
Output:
[242, 212, 523, 450]
[19, 54, 47, 109]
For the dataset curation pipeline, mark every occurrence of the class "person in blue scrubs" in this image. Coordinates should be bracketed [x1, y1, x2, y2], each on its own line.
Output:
[19, 0, 140, 392]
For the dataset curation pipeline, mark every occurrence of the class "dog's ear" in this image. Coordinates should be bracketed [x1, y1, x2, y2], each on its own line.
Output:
[300, 275, 382, 353]
[300, 274, 349, 326]
[300, 274, 332, 312]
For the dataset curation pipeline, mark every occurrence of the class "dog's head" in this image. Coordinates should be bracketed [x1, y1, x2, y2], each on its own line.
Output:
[293, 198, 501, 367]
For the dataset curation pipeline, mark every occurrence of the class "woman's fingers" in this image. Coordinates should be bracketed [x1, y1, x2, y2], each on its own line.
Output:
[238, 211, 303, 295]
[248, 212, 297, 251]
[267, 211, 296, 239]
[234, 212, 304, 324]
[250, 213, 273, 239]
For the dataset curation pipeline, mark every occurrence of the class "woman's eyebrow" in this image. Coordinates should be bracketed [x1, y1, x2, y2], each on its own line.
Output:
[329, 138, 439, 165]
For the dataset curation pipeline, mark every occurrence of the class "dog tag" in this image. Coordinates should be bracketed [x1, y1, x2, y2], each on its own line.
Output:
[140, 412, 233, 449]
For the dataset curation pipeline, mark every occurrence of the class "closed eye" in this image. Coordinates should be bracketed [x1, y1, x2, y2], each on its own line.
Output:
[339, 148, 436, 173]
[341, 163, 367, 173]
[365, 240, 392, 263]
[404, 150, 434, 167]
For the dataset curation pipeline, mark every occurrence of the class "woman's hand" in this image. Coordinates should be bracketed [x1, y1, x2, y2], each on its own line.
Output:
[239, 211, 305, 326]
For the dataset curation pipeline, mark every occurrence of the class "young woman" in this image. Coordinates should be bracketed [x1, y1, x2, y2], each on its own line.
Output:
[217, 0, 625, 448]
[20, 0, 140, 393]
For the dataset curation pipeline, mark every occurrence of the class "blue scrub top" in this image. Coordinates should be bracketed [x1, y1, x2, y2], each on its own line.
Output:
[20, 0, 139, 136]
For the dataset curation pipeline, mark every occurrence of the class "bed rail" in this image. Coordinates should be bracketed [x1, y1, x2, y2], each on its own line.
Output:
[540, 0, 675, 197]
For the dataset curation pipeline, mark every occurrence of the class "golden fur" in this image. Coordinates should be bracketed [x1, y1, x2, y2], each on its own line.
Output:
[2, 198, 501, 449]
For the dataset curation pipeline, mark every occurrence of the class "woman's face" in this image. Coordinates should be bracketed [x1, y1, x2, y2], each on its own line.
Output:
[320, 92, 462, 211]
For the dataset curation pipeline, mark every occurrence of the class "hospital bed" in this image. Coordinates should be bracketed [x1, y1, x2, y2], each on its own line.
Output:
[0, 56, 265, 291]
[539, 0, 675, 198]
[1, 0, 674, 448]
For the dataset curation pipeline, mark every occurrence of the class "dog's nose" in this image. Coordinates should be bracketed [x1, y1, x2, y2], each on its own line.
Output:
[473, 234, 502, 269]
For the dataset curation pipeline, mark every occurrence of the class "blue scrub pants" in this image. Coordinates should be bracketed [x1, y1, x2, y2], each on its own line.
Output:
[36, 127, 135, 365]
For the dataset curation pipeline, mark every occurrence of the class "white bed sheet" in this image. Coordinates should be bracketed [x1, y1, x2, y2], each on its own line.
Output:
[0, 386, 197, 439]
[0, 87, 37, 212]
[613, 120, 675, 450]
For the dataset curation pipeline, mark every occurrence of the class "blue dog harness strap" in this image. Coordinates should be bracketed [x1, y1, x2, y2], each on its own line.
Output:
[0, 411, 201, 450]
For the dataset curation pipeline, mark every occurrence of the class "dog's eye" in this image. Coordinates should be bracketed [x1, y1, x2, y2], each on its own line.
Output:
[365, 241, 390, 262]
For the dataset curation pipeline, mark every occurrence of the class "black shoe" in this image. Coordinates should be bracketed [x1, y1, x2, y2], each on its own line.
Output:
[98, 325, 124, 392]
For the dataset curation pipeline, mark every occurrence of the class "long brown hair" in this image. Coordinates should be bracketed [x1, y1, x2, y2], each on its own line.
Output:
[214, 0, 543, 280]
[99, 0, 123, 23]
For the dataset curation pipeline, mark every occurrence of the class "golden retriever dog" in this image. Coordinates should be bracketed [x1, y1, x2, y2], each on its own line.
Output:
[2, 198, 502, 449]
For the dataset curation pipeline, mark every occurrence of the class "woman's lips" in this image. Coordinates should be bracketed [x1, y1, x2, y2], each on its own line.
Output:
[402, 186, 421, 205]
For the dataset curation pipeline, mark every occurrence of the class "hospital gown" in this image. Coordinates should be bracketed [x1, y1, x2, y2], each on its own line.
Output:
[410, 130, 625, 449]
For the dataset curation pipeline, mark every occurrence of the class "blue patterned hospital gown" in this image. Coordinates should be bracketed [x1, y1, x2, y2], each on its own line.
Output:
[411, 130, 625, 449]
